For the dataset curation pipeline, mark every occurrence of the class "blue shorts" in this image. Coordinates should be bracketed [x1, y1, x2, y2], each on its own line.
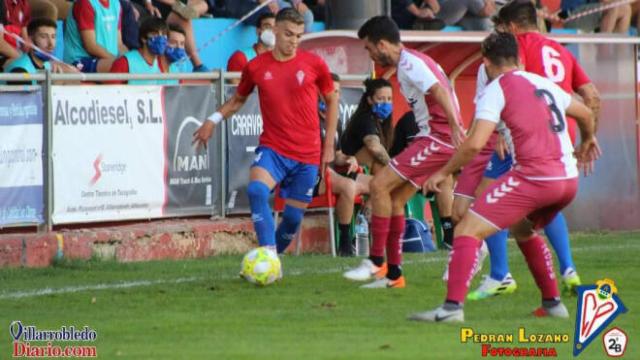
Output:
[73, 57, 99, 73]
[253, 146, 318, 203]
[483, 152, 513, 179]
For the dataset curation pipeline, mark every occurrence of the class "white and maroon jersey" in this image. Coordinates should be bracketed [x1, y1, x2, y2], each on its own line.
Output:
[476, 64, 512, 153]
[475, 70, 577, 180]
[397, 48, 463, 146]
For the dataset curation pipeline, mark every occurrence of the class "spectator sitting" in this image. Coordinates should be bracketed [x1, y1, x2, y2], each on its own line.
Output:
[163, 23, 189, 74]
[226, 12, 275, 83]
[562, 0, 631, 33]
[392, 0, 443, 30]
[63, 0, 127, 72]
[437, 0, 496, 31]
[4, 17, 79, 83]
[109, 17, 171, 84]
[137, 0, 209, 71]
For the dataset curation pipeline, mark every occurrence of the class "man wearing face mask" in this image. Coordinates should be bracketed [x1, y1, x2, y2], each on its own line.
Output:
[5, 17, 80, 84]
[226, 12, 275, 84]
[109, 17, 170, 84]
[164, 24, 188, 73]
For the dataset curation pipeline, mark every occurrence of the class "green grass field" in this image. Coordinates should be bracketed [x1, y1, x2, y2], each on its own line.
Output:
[0, 232, 637, 359]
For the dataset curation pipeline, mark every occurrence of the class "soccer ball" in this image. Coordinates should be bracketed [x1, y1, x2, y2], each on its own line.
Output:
[240, 247, 282, 286]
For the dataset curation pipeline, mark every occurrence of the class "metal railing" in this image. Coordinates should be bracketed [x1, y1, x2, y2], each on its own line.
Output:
[0, 70, 371, 231]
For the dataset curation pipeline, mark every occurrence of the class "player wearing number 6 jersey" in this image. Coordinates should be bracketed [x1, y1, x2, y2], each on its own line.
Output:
[408, 32, 601, 323]
[465, 1, 603, 299]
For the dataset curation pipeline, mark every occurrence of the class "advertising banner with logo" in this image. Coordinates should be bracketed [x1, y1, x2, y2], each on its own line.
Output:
[225, 86, 363, 214]
[51, 86, 166, 223]
[163, 86, 220, 216]
[0, 90, 44, 226]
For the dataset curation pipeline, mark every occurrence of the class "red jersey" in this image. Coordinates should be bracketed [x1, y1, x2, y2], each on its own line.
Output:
[476, 70, 577, 180]
[73, 0, 122, 31]
[236, 50, 334, 164]
[517, 32, 590, 94]
[396, 48, 463, 147]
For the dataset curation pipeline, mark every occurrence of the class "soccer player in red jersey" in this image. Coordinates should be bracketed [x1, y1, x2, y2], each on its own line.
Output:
[409, 32, 600, 322]
[464, 2, 603, 298]
[343, 16, 465, 288]
[193, 9, 338, 270]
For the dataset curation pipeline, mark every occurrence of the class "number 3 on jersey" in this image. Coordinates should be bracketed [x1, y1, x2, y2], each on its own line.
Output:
[542, 46, 565, 83]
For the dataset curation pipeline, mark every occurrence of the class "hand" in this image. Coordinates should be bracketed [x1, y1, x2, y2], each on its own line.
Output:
[417, 8, 435, 19]
[574, 136, 602, 176]
[192, 120, 215, 150]
[145, 2, 162, 18]
[422, 170, 448, 195]
[496, 133, 509, 160]
[451, 125, 466, 148]
[345, 156, 359, 174]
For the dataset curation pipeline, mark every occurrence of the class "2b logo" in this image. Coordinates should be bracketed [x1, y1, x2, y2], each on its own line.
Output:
[602, 327, 628, 357]
[573, 279, 628, 357]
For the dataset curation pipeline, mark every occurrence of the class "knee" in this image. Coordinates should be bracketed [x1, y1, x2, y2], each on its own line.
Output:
[369, 176, 386, 197]
[247, 181, 270, 203]
[282, 205, 304, 226]
[340, 181, 357, 200]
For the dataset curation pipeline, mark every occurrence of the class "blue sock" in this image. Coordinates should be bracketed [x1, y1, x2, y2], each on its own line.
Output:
[485, 230, 510, 281]
[276, 205, 305, 254]
[247, 181, 275, 247]
[543, 213, 575, 274]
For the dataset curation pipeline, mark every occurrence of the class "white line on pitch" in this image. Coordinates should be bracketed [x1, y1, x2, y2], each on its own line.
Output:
[0, 242, 637, 300]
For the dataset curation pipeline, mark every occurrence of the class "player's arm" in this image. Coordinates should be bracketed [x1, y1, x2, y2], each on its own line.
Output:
[566, 98, 601, 175]
[194, 63, 255, 149]
[423, 120, 496, 194]
[363, 134, 391, 165]
[429, 82, 465, 147]
[575, 83, 601, 132]
[192, 93, 249, 149]
[322, 89, 339, 172]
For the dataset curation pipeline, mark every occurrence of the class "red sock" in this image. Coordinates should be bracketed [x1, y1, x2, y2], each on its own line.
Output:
[370, 215, 391, 258]
[518, 235, 560, 300]
[446, 236, 482, 303]
[386, 215, 405, 266]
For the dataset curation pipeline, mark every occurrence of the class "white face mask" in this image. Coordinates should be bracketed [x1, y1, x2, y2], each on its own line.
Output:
[260, 29, 276, 48]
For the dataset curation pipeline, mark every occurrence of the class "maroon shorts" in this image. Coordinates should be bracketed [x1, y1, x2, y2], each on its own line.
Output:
[470, 171, 578, 230]
[389, 136, 455, 188]
[454, 145, 494, 199]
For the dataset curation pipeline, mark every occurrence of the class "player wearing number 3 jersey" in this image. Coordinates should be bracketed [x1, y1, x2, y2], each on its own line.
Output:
[463, 1, 603, 300]
[408, 32, 601, 323]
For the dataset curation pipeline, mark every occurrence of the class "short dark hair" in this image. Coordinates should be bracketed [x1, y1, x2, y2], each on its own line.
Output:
[331, 73, 340, 82]
[139, 17, 168, 42]
[168, 23, 186, 37]
[357, 16, 401, 44]
[27, 17, 57, 37]
[481, 32, 519, 67]
[276, 8, 305, 25]
[257, 12, 276, 28]
[497, 0, 537, 28]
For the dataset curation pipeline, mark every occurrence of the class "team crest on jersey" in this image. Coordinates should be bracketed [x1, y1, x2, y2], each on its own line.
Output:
[296, 70, 305, 85]
[264, 71, 273, 80]
[573, 279, 628, 356]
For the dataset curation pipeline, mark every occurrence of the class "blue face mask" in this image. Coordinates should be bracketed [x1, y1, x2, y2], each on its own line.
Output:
[147, 35, 168, 55]
[165, 46, 186, 63]
[372, 102, 392, 120]
[318, 101, 327, 113]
